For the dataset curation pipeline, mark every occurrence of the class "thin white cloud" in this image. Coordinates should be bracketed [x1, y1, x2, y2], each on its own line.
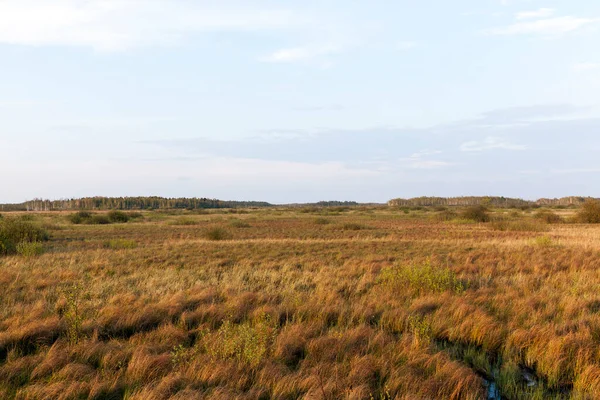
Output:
[409, 150, 442, 158]
[0, 0, 301, 51]
[516, 8, 555, 20]
[460, 137, 526, 152]
[488, 16, 599, 36]
[573, 62, 600, 72]
[261, 44, 341, 63]
[403, 149, 453, 169]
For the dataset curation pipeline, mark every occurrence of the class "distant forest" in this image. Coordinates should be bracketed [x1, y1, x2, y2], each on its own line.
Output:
[1, 196, 597, 212]
[0, 197, 273, 211]
[0, 198, 366, 212]
[388, 196, 596, 208]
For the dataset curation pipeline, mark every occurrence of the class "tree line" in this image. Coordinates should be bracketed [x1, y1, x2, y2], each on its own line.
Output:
[388, 196, 595, 208]
[0, 197, 272, 211]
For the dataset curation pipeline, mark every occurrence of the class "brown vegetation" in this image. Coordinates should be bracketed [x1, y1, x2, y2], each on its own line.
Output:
[0, 206, 599, 398]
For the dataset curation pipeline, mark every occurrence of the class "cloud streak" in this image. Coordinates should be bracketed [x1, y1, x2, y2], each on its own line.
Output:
[516, 8, 555, 20]
[0, 0, 301, 51]
[460, 137, 526, 152]
[488, 16, 599, 36]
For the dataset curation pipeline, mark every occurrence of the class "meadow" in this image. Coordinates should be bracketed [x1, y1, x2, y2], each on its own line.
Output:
[1, 204, 600, 399]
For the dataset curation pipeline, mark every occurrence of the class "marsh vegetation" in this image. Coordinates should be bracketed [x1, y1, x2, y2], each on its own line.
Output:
[1, 203, 600, 399]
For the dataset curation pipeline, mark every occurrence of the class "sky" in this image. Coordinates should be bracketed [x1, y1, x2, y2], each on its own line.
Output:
[1, 0, 600, 204]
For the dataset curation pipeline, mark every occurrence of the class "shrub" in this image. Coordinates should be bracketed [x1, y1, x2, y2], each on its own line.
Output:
[533, 235, 555, 247]
[89, 215, 110, 225]
[576, 200, 600, 223]
[341, 223, 369, 231]
[69, 211, 92, 224]
[107, 211, 129, 223]
[0, 218, 49, 255]
[16, 241, 44, 257]
[314, 218, 331, 225]
[534, 210, 563, 224]
[379, 261, 468, 295]
[461, 206, 490, 223]
[203, 314, 278, 366]
[204, 227, 230, 241]
[127, 211, 144, 220]
[103, 239, 138, 249]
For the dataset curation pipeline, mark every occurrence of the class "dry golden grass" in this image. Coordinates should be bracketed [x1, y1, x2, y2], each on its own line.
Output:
[0, 207, 599, 399]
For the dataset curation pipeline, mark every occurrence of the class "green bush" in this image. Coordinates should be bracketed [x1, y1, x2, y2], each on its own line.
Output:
[576, 200, 600, 223]
[89, 215, 111, 225]
[534, 210, 563, 224]
[461, 206, 490, 223]
[341, 223, 369, 230]
[379, 261, 468, 295]
[107, 210, 129, 223]
[103, 239, 138, 249]
[127, 211, 144, 220]
[204, 227, 230, 241]
[0, 218, 49, 256]
[16, 241, 44, 257]
[69, 211, 93, 224]
[314, 217, 331, 225]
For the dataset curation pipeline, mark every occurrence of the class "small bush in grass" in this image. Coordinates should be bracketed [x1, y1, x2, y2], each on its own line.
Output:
[0, 218, 50, 255]
[534, 210, 563, 224]
[69, 211, 92, 224]
[576, 200, 600, 223]
[16, 241, 44, 257]
[89, 215, 110, 225]
[127, 211, 144, 220]
[107, 210, 129, 223]
[314, 217, 331, 225]
[204, 227, 230, 241]
[379, 261, 468, 295]
[203, 314, 278, 366]
[103, 239, 138, 249]
[533, 235, 555, 247]
[461, 205, 490, 223]
[341, 223, 369, 231]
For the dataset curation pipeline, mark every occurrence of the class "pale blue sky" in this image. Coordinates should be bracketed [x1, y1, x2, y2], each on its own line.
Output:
[1, 0, 600, 203]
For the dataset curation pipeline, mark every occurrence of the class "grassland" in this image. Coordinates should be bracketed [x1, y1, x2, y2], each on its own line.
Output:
[1, 206, 600, 399]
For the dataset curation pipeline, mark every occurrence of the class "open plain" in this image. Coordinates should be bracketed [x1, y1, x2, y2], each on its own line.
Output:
[1, 206, 600, 399]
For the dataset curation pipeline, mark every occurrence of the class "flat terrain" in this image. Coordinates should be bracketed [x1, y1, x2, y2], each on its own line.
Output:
[1, 207, 600, 399]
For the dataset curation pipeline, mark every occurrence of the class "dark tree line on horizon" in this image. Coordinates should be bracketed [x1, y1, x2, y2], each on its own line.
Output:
[0, 197, 272, 211]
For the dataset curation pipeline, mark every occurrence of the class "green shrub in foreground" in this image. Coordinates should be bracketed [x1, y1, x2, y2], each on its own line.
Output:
[379, 261, 468, 294]
[204, 227, 230, 241]
[16, 241, 45, 257]
[0, 218, 49, 255]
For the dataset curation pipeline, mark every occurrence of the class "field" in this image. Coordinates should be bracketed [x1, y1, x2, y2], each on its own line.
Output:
[1, 206, 600, 399]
